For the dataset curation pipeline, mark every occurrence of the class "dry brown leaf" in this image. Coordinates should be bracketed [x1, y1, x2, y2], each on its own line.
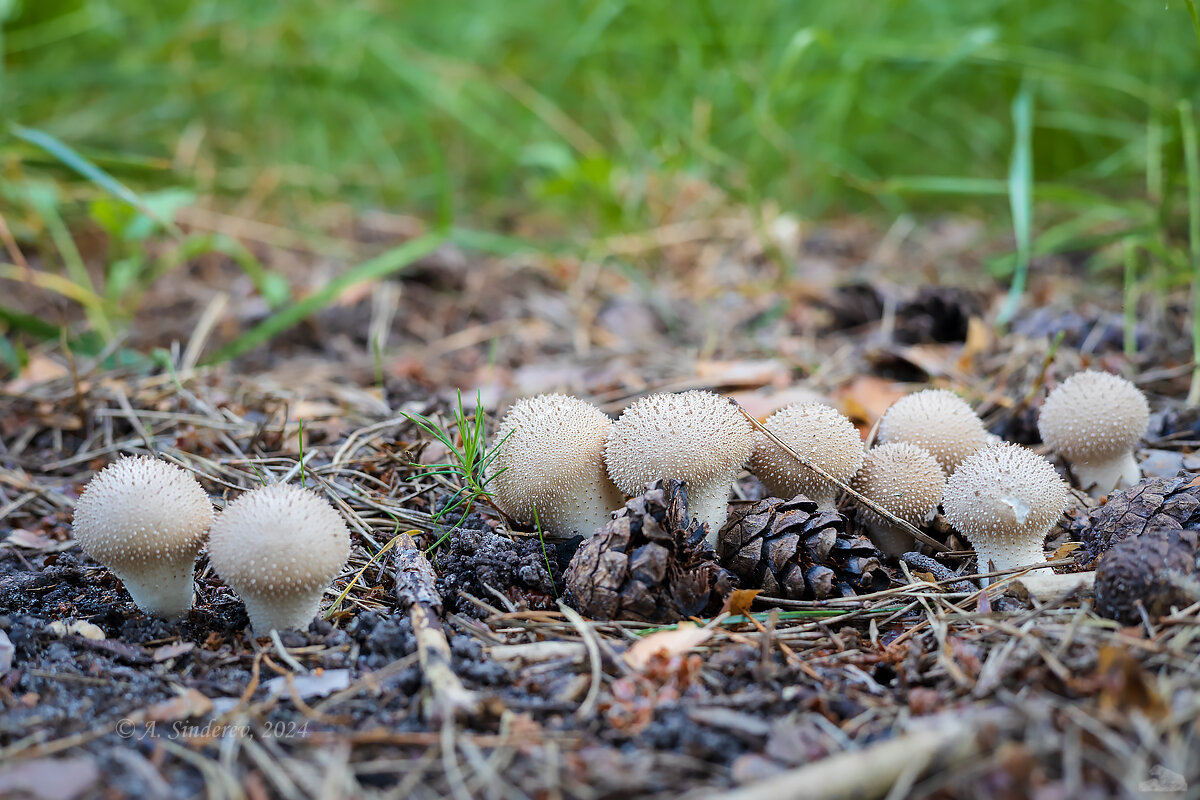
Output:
[145, 688, 215, 723]
[624, 622, 713, 671]
[2, 529, 77, 552]
[152, 642, 196, 663]
[956, 316, 991, 372]
[720, 588, 762, 618]
[835, 375, 907, 429]
[4, 354, 69, 393]
[1050, 541, 1082, 560]
[1095, 645, 1168, 720]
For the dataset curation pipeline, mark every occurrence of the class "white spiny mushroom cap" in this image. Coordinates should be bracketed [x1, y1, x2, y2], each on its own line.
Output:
[605, 390, 755, 545]
[208, 484, 350, 634]
[749, 402, 864, 510]
[850, 442, 945, 557]
[488, 393, 625, 537]
[72, 455, 213, 618]
[1037, 370, 1149, 497]
[877, 389, 991, 475]
[942, 443, 1069, 576]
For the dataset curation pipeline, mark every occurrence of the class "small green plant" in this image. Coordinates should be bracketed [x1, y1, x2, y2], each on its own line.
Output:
[398, 390, 512, 553]
[531, 507, 558, 599]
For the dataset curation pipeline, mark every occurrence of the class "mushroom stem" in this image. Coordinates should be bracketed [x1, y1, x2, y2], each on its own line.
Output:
[114, 558, 196, 618]
[688, 485, 734, 549]
[245, 589, 326, 636]
[867, 524, 916, 559]
[1072, 452, 1140, 498]
[972, 540, 1047, 584]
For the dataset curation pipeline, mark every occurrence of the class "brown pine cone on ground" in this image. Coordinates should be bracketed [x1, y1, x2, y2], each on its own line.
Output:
[564, 479, 734, 623]
[718, 496, 891, 599]
[1072, 474, 1200, 566]
[1094, 528, 1200, 625]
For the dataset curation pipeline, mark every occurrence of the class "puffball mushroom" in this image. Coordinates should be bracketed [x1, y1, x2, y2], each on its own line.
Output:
[1037, 369, 1150, 498]
[877, 389, 991, 475]
[850, 442, 945, 557]
[208, 484, 350, 634]
[72, 455, 214, 617]
[487, 394, 625, 537]
[605, 390, 755, 546]
[749, 402, 864, 511]
[942, 443, 1070, 584]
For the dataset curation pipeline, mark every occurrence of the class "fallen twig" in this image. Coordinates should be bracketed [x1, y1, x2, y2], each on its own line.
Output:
[394, 533, 481, 722]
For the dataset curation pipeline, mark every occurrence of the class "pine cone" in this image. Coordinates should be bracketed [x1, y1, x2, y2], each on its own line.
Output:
[718, 496, 890, 599]
[1073, 474, 1200, 566]
[1094, 528, 1200, 624]
[564, 479, 734, 622]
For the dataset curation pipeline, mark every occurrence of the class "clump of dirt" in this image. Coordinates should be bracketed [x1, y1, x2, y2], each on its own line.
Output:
[435, 526, 563, 616]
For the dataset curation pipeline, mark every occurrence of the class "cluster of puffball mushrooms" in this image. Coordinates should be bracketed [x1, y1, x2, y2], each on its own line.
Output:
[488, 370, 1150, 596]
[69, 369, 1148, 631]
[72, 459, 350, 634]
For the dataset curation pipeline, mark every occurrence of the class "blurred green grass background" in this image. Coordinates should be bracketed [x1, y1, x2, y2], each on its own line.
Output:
[6, 0, 1198, 226]
[2, 0, 1200, 376]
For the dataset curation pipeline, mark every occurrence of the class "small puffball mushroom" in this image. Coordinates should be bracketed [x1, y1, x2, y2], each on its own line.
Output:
[877, 389, 991, 475]
[208, 484, 350, 634]
[605, 390, 755, 546]
[72, 455, 214, 618]
[749, 402, 864, 511]
[850, 442, 945, 557]
[487, 393, 625, 537]
[942, 443, 1070, 584]
[1037, 370, 1150, 498]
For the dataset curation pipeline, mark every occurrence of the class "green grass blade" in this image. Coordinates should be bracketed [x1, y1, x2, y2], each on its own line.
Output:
[9, 125, 181, 236]
[1180, 100, 1200, 405]
[1122, 238, 1138, 357]
[201, 231, 446, 364]
[997, 80, 1035, 326]
[1183, 0, 1200, 48]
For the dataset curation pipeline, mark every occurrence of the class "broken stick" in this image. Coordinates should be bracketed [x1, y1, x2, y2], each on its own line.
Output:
[394, 534, 480, 722]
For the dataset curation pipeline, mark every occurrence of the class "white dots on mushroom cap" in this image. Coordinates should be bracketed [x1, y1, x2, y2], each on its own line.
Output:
[208, 483, 351, 635]
[1037, 370, 1149, 497]
[605, 390, 755, 546]
[487, 394, 625, 537]
[942, 442, 1069, 576]
[850, 442, 944, 557]
[749, 402, 864, 511]
[72, 455, 214, 618]
[877, 389, 991, 475]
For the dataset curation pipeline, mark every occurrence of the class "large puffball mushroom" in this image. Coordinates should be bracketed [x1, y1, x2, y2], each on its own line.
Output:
[487, 394, 625, 537]
[208, 484, 350, 635]
[877, 389, 991, 475]
[942, 443, 1070, 583]
[605, 390, 755, 546]
[1037, 370, 1150, 498]
[72, 455, 214, 618]
[850, 442, 945, 557]
[749, 402, 864, 511]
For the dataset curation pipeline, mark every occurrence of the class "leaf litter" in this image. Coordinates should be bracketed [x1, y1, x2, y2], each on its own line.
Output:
[0, 215, 1199, 798]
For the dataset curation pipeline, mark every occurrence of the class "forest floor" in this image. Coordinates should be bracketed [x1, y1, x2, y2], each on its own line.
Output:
[1, 213, 1199, 799]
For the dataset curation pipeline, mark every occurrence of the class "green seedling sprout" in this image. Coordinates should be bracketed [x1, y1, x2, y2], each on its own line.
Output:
[398, 390, 513, 554]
